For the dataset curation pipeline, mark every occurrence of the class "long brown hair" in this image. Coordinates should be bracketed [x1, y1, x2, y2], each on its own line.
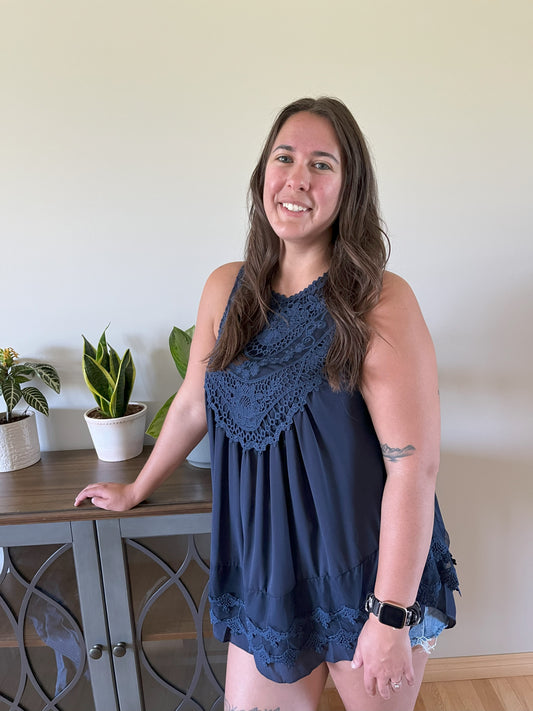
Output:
[208, 97, 390, 391]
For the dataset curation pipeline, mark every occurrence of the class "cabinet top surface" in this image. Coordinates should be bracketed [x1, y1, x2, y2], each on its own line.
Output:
[0, 448, 212, 525]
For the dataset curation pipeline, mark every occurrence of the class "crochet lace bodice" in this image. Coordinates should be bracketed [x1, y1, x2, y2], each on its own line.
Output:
[205, 274, 332, 451]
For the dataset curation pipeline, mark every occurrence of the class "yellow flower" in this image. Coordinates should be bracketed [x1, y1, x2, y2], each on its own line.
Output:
[0, 347, 19, 367]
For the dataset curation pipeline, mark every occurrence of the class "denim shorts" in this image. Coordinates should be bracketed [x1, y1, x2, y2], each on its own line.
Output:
[408, 607, 448, 653]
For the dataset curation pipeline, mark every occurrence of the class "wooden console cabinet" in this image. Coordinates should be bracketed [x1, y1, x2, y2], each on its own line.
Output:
[0, 448, 226, 711]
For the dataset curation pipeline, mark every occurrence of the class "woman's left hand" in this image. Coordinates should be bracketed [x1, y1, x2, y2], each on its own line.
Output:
[351, 615, 415, 699]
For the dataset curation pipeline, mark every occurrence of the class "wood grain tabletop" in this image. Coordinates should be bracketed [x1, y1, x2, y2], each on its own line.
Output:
[0, 447, 212, 525]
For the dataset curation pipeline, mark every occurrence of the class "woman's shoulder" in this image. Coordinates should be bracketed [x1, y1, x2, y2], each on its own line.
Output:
[369, 270, 423, 320]
[366, 270, 430, 348]
[380, 270, 417, 303]
[200, 261, 244, 317]
[197, 262, 244, 340]
[204, 261, 244, 296]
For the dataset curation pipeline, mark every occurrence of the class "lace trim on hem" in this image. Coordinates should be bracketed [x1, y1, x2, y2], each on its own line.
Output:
[209, 592, 365, 669]
[418, 539, 460, 606]
[209, 540, 458, 670]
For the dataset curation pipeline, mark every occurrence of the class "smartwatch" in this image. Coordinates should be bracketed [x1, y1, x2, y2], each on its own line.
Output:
[365, 593, 423, 629]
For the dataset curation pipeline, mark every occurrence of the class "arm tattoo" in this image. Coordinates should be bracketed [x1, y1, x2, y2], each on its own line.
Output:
[381, 443, 416, 462]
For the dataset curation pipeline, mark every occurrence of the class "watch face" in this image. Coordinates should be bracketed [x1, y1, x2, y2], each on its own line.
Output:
[379, 603, 407, 629]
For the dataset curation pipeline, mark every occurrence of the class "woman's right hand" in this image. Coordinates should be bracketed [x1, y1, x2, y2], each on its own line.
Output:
[74, 482, 140, 511]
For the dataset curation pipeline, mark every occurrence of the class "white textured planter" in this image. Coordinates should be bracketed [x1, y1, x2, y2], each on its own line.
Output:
[186, 433, 211, 468]
[0, 411, 41, 472]
[84, 403, 147, 462]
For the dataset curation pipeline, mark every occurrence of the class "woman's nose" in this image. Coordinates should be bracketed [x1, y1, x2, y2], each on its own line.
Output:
[287, 164, 310, 191]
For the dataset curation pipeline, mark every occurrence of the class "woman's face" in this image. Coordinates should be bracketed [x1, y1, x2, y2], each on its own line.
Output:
[263, 111, 343, 250]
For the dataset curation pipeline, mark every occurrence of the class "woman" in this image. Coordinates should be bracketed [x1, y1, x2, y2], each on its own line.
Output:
[75, 97, 458, 711]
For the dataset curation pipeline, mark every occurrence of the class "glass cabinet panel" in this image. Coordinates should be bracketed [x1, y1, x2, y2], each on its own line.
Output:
[0, 544, 96, 711]
[124, 533, 226, 711]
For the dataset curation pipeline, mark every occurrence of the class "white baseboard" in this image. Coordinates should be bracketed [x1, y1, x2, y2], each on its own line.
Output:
[423, 652, 533, 682]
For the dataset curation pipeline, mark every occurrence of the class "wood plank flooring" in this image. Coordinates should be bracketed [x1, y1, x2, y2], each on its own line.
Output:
[318, 675, 533, 710]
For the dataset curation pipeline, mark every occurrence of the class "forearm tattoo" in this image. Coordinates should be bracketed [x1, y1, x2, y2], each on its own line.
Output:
[381, 443, 416, 462]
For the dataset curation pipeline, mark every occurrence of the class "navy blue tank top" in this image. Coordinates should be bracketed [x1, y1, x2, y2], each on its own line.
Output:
[205, 271, 458, 683]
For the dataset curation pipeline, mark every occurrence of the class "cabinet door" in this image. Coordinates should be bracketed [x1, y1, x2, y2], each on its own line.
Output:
[0, 522, 116, 711]
[97, 514, 226, 711]
[71, 521, 120, 711]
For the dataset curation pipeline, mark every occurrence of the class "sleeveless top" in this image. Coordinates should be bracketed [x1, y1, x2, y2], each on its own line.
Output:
[204, 271, 459, 683]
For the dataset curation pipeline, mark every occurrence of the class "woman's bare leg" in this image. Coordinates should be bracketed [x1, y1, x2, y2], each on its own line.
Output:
[327, 644, 429, 711]
[224, 643, 328, 711]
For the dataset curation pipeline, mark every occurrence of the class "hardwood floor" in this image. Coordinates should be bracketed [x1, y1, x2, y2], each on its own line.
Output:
[415, 675, 533, 711]
[318, 675, 533, 710]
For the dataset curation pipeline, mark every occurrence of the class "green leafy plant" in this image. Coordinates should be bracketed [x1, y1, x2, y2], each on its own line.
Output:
[82, 327, 136, 419]
[146, 326, 194, 438]
[0, 347, 61, 424]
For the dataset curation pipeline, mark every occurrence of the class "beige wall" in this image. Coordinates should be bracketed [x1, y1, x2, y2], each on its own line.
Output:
[2, 1, 532, 659]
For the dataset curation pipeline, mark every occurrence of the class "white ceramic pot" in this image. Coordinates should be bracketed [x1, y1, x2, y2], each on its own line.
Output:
[84, 403, 147, 462]
[186, 432, 211, 468]
[0, 411, 41, 472]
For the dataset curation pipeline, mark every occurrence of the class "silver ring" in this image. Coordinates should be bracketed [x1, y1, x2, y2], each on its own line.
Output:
[391, 680, 402, 690]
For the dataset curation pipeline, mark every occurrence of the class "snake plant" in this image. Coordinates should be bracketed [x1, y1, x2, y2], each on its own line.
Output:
[82, 327, 136, 419]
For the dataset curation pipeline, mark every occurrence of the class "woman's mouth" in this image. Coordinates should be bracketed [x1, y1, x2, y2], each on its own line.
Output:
[281, 202, 310, 213]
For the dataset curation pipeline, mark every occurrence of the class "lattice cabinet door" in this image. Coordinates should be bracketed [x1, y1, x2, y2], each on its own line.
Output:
[96, 514, 227, 711]
[0, 522, 118, 711]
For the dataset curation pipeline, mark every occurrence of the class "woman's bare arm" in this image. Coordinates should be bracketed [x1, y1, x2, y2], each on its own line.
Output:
[352, 271, 440, 698]
[74, 262, 243, 511]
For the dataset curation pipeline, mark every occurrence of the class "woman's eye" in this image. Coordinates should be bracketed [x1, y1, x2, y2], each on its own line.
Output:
[313, 161, 331, 171]
[275, 154, 292, 163]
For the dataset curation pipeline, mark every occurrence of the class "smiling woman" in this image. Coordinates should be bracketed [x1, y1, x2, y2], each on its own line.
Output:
[74, 97, 459, 711]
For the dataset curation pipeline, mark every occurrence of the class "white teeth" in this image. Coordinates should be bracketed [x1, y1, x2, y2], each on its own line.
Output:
[282, 202, 308, 212]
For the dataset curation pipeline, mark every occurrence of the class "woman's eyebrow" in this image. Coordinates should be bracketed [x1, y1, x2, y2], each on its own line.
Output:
[272, 144, 339, 164]
[313, 150, 339, 164]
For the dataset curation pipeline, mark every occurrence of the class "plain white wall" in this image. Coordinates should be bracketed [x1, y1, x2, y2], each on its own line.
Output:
[2, 0, 532, 660]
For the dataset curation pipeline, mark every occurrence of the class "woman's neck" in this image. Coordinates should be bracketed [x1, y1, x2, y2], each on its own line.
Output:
[273, 244, 331, 297]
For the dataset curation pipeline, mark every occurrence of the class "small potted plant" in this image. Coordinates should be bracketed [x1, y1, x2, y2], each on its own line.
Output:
[0, 347, 61, 472]
[146, 326, 210, 468]
[82, 327, 146, 461]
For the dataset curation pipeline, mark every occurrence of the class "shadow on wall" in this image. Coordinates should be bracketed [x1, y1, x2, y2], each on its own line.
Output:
[433, 450, 532, 659]
[434, 272, 533, 459]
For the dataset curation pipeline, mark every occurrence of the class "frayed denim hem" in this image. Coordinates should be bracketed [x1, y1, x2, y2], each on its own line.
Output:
[409, 607, 448, 654]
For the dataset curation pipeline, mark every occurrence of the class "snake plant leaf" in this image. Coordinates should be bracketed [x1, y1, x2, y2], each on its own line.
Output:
[82, 354, 114, 405]
[169, 327, 194, 379]
[96, 327, 110, 372]
[121, 349, 136, 409]
[82, 336, 97, 361]
[108, 346, 121, 381]
[108, 349, 135, 418]
[30, 363, 61, 394]
[145, 393, 176, 438]
[21, 386, 49, 416]
[2, 381, 22, 413]
[92, 393, 108, 413]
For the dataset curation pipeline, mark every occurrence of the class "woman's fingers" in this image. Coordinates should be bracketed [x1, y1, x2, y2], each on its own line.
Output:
[74, 485, 102, 506]
[375, 673, 393, 699]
